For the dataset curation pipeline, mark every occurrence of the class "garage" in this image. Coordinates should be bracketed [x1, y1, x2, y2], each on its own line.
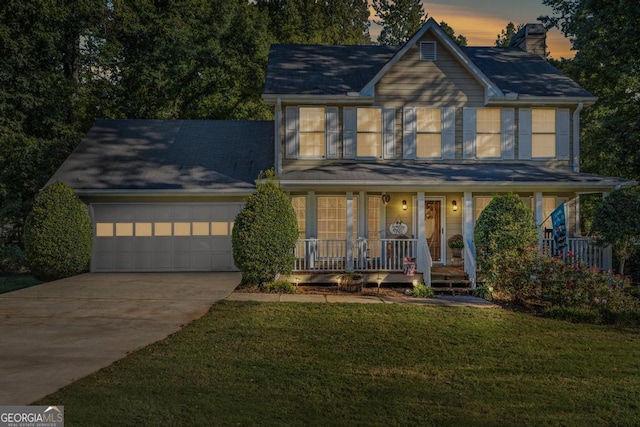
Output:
[91, 203, 243, 272]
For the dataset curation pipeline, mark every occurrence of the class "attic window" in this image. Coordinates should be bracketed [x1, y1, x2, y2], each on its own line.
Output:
[420, 41, 437, 61]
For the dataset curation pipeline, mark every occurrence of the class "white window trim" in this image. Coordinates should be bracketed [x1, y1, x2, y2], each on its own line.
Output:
[355, 107, 383, 160]
[415, 107, 444, 160]
[298, 106, 327, 160]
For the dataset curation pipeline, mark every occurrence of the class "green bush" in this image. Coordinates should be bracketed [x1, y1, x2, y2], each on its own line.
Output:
[232, 170, 298, 287]
[474, 193, 537, 272]
[263, 280, 296, 294]
[412, 282, 434, 298]
[23, 182, 92, 281]
[0, 245, 27, 274]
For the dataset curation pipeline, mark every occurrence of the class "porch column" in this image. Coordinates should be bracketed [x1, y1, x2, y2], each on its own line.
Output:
[416, 192, 427, 274]
[534, 192, 543, 248]
[307, 191, 316, 238]
[463, 192, 476, 287]
[346, 192, 354, 271]
[358, 192, 366, 238]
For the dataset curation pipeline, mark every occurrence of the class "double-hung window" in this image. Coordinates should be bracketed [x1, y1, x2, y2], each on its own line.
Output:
[476, 108, 501, 158]
[356, 108, 382, 158]
[299, 107, 326, 158]
[532, 109, 556, 158]
[416, 108, 442, 158]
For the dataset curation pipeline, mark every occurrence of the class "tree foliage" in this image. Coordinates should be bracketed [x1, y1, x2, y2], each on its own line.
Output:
[23, 182, 92, 281]
[495, 22, 523, 47]
[373, 0, 426, 45]
[591, 188, 640, 275]
[474, 193, 538, 272]
[256, 0, 371, 44]
[439, 21, 467, 47]
[232, 170, 298, 286]
[540, 0, 640, 181]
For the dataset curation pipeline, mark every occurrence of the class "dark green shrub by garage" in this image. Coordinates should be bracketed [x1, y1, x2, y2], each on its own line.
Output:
[232, 170, 298, 286]
[23, 182, 92, 281]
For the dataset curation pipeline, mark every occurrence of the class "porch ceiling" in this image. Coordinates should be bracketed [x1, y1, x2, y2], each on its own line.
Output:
[280, 162, 636, 193]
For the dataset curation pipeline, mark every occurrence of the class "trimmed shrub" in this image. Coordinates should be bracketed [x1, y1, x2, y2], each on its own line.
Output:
[412, 282, 434, 298]
[23, 182, 92, 281]
[232, 170, 298, 286]
[263, 280, 296, 294]
[474, 193, 537, 272]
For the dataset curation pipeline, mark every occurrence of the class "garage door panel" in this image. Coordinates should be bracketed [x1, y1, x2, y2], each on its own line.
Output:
[190, 237, 211, 251]
[173, 238, 191, 252]
[115, 252, 135, 270]
[92, 203, 241, 272]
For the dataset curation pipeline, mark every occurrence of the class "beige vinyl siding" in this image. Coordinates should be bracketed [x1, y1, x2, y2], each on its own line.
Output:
[375, 32, 485, 160]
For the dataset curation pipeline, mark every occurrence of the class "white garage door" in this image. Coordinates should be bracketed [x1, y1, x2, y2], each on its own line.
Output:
[91, 203, 243, 272]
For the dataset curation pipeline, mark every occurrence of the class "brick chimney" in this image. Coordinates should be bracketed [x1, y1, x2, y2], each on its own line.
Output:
[509, 23, 547, 57]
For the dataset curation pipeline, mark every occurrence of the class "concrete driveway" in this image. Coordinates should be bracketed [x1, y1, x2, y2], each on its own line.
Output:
[0, 272, 240, 405]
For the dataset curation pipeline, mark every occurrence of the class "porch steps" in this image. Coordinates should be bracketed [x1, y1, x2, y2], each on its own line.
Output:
[430, 266, 472, 295]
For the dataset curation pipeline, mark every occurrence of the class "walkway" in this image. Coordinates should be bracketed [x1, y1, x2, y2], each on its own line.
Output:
[227, 292, 498, 308]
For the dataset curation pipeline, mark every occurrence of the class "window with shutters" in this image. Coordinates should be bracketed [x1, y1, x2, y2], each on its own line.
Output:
[291, 196, 306, 239]
[356, 108, 382, 158]
[532, 109, 556, 158]
[476, 108, 501, 158]
[299, 107, 326, 158]
[416, 108, 442, 158]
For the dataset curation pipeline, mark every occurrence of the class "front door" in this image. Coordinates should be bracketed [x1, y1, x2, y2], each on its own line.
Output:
[424, 199, 443, 263]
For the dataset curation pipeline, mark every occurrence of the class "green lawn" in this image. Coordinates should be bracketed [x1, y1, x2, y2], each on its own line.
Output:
[0, 274, 42, 294]
[37, 302, 640, 426]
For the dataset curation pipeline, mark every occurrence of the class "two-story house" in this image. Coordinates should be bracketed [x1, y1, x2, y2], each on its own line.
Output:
[49, 19, 634, 284]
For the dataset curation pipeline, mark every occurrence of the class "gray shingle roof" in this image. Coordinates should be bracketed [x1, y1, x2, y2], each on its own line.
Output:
[48, 119, 274, 192]
[280, 162, 631, 189]
[264, 44, 397, 95]
[463, 47, 594, 98]
[263, 44, 594, 99]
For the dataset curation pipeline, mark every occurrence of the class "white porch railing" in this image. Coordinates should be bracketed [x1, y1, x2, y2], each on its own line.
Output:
[541, 237, 612, 271]
[294, 238, 417, 272]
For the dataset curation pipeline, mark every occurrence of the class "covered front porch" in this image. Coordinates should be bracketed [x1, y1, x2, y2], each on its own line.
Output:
[289, 190, 613, 288]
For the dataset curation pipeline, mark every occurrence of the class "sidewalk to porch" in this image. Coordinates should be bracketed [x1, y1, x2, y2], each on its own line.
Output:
[226, 292, 498, 308]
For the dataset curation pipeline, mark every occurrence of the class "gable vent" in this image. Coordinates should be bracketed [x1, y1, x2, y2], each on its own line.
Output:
[420, 41, 437, 61]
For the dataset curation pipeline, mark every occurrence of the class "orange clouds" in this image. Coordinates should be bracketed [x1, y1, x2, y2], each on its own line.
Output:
[368, 2, 574, 59]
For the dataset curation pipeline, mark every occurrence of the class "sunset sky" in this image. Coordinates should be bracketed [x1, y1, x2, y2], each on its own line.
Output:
[370, 0, 574, 59]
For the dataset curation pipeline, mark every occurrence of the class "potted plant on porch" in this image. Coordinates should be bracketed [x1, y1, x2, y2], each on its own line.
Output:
[447, 234, 464, 258]
[337, 271, 364, 293]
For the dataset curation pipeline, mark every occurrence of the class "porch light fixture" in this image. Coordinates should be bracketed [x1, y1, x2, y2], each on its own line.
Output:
[376, 274, 382, 294]
[402, 200, 408, 211]
[452, 200, 458, 212]
[295, 277, 300, 287]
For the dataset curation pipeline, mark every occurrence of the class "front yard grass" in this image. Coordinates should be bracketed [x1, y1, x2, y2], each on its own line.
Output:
[0, 274, 42, 294]
[38, 302, 640, 426]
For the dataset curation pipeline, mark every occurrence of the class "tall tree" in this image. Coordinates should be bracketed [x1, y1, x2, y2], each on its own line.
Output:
[373, 0, 426, 45]
[495, 22, 523, 47]
[99, 0, 271, 120]
[0, 0, 106, 241]
[256, 0, 370, 44]
[540, 0, 640, 181]
[439, 21, 467, 47]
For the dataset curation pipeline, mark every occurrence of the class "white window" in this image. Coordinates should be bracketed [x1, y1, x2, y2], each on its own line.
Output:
[291, 196, 306, 239]
[474, 197, 493, 221]
[476, 108, 501, 158]
[356, 108, 382, 158]
[367, 196, 382, 258]
[532, 109, 556, 158]
[317, 196, 358, 241]
[299, 107, 325, 158]
[416, 108, 442, 158]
